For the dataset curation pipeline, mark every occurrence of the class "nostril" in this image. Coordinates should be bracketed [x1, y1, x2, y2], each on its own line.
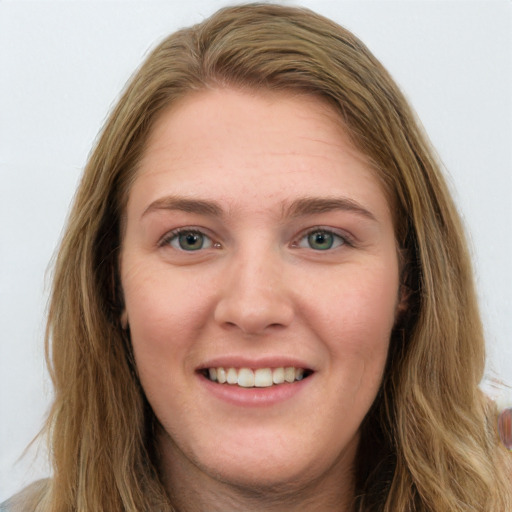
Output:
[269, 323, 286, 328]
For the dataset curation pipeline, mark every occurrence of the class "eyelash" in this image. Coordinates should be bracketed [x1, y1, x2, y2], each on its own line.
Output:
[158, 226, 353, 252]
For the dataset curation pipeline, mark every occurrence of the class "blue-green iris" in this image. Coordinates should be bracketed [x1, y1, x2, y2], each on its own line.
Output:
[308, 231, 334, 250]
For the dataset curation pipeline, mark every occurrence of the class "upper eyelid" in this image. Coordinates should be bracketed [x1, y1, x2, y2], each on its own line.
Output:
[301, 226, 346, 236]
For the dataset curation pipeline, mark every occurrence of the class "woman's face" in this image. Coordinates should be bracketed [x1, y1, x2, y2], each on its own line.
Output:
[120, 88, 401, 492]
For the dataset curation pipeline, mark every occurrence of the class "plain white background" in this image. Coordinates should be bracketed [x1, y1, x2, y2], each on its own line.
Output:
[0, 0, 510, 501]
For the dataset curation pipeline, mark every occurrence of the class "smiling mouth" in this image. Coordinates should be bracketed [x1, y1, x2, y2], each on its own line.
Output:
[200, 367, 313, 388]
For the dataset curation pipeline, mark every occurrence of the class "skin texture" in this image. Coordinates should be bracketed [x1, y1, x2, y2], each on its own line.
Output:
[120, 88, 402, 511]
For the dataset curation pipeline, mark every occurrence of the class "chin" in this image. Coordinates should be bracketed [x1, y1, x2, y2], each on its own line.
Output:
[160, 422, 360, 497]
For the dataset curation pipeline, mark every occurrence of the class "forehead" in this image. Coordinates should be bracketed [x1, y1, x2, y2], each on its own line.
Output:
[128, 88, 391, 221]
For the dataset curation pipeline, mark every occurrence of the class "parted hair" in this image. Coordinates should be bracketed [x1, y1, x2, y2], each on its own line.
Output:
[14, 3, 511, 511]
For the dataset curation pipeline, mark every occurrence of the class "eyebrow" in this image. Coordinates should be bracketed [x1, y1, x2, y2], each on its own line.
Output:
[284, 197, 377, 221]
[141, 195, 377, 222]
[142, 196, 223, 218]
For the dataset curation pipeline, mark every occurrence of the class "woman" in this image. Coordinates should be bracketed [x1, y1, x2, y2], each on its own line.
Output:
[2, 3, 511, 511]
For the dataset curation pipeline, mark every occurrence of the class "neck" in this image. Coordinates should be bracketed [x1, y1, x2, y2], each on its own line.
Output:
[157, 428, 357, 512]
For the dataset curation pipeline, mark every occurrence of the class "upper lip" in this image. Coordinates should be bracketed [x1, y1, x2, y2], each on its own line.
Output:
[197, 356, 314, 371]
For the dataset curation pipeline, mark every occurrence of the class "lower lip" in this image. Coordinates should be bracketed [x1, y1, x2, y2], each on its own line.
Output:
[198, 373, 312, 407]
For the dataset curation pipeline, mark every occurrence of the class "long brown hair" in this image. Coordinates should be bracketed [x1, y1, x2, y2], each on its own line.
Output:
[17, 3, 511, 511]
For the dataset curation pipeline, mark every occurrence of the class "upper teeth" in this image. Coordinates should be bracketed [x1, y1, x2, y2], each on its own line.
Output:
[207, 367, 305, 388]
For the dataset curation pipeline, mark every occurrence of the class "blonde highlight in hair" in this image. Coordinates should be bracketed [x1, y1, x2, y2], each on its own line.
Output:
[16, 4, 510, 511]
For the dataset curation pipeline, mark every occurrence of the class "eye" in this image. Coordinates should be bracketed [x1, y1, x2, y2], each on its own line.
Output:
[296, 229, 347, 251]
[161, 229, 214, 251]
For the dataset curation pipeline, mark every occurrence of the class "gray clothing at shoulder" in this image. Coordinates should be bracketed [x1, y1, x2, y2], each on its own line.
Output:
[0, 499, 13, 512]
[0, 479, 49, 512]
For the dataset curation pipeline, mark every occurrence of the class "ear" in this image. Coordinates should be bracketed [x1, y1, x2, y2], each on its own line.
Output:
[120, 310, 129, 330]
[396, 283, 410, 316]
[395, 246, 413, 320]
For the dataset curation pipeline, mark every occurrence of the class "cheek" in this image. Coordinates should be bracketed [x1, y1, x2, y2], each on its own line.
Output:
[306, 263, 398, 382]
[122, 264, 212, 360]
[121, 269, 204, 410]
[306, 261, 399, 339]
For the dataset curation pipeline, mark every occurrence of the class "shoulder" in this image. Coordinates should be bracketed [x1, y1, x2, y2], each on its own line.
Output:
[0, 480, 50, 512]
[0, 498, 14, 512]
[0, 495, 15, 512]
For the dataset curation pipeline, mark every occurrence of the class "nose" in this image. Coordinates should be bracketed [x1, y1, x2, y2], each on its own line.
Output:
[213, 248, 294, 335]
